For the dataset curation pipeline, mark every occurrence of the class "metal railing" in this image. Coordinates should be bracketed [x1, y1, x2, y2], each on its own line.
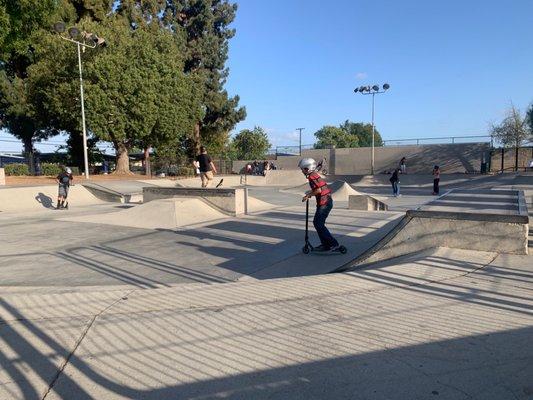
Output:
[383, 135, 493, 146]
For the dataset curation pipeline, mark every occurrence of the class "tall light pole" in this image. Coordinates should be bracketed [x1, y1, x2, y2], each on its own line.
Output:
[354, 83, 390, 175]
[53, 22, 106, 179]
[296, 128, 305, 155]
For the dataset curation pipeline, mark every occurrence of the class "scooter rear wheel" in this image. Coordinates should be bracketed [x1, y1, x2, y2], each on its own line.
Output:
[339, 245, 347, 254]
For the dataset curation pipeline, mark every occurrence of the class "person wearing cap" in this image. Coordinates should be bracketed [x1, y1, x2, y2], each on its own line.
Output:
[194, 146, 217, 187]
[56, 166, 73, 209]
[299, 157, 340, 252]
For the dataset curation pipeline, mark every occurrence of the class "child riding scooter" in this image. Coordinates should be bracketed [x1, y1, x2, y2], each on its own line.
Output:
[299, 157, 345, 254]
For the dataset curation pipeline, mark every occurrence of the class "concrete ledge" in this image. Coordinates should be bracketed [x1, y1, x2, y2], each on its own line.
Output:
[82, 183, 126, 203]
[0, 168, 4, 186]
[348, 195, 388, 211]
[143, 187, 245, 216]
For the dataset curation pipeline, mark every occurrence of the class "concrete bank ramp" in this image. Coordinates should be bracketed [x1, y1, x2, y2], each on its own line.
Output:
[335, 189, 529, 272]
[63, 198, 228, 229]
[0, 185, 104, 212]
[62, 196, 276, 230]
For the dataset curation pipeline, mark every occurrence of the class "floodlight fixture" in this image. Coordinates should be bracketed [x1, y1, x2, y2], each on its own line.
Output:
[53, 22, 66, 33]
[68, 27, 80, 39]
[352, 81, 391, 175]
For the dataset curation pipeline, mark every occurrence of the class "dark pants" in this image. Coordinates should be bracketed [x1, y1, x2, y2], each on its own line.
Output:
[313, 197, 338, 248]
[391, 181, 399, 195]
[433, 178, 440, 194]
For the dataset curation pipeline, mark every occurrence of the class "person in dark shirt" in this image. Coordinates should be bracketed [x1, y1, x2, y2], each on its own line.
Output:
[432, 165, 441, 195]
[390, 168, 400, 197]
[56, 167, 73, 209]
[299, 157, 340, 252]
[194, 146, 217, 187]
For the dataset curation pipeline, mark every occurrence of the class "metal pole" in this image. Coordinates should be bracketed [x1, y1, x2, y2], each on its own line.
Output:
[296, 128, 304, 156]
[77, 42, 90, 179]
[371, 93, 375, 175]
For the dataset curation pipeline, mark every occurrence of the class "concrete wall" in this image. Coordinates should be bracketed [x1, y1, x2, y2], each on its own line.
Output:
[233, 143, 490, 174]
[0, 168, 4, 185]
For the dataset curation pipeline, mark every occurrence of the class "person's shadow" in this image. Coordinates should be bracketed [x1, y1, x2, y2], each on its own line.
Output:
[35, 193, 54, 209]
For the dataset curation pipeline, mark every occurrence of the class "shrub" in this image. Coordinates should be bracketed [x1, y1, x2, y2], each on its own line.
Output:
[177, 166, 195, 176]
[41, 163, 62, 176]
[4, 163, 30, 176]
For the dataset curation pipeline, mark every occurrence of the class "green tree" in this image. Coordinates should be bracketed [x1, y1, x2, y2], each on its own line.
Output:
[314, 125, 359, 149]
[340, 120, 383, 147]
[0, 0, 71, 172]
[165, 0, 246, 154]
[232, 126, 271, 160]
[81, 19, 201, 173]
[313, 120, 383, 149]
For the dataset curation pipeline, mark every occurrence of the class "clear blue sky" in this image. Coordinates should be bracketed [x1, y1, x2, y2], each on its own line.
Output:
[226, 0, 533, 147]
[1, 0, 532, 152]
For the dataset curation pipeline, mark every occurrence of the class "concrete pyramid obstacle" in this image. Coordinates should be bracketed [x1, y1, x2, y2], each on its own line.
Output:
[327, 181, 363, 202]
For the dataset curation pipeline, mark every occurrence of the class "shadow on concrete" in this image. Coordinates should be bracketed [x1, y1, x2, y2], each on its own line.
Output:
[0, 258, 532, 400]
[35, 192, 54, 209]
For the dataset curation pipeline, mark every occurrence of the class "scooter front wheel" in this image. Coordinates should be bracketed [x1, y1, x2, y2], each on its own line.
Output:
[339, 245, 347, 254]
[302, 245, 310, 254]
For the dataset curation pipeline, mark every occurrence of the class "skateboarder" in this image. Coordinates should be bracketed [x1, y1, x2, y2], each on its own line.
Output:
[56, 167, 73, 209]
[298, 157, 340, 252]
[194, 146, 217, 188]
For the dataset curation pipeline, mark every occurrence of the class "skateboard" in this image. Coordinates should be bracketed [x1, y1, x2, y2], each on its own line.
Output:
[215, 179, 224, 188]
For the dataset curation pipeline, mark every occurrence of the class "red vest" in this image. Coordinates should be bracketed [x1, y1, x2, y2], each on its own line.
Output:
[307, 172, 331, 206]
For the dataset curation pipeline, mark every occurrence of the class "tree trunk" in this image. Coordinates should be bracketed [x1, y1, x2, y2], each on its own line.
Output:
[114, 142, 133, 174]
[144, 147, 151, 176]
[515, 146, 519, 172]
[193, 122, 201, 155]
[23, 139, 35, 175]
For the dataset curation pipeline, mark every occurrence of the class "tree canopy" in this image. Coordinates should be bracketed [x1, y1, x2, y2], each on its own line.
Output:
[232, 126, 271, 160]
[0, 0, 244, 174]
[490, 105, 530, 148]
[314, 120, 382, 149]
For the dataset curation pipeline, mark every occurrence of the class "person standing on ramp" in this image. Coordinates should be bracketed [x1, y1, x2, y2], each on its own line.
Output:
[56, 167, 73, 209]
[194, 146, 217, 188]
[299, 157, 340, 252]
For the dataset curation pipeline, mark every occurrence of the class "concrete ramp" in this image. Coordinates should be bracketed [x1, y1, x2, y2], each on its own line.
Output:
[62, 195, 276, 230]
[0, 185, 105, 212]
[63, 198, 228, 229]
[335, 189, 529, 272]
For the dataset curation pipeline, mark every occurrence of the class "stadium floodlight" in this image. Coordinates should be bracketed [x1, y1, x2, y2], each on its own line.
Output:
[352, 81, 391, 175]
[53, 22, 66, 33]
[68, 27, 80, 39]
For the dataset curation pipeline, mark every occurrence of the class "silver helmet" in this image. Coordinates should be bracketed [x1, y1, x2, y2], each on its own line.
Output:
[298, 157, 317, 172]
[65, 167, 72, 174]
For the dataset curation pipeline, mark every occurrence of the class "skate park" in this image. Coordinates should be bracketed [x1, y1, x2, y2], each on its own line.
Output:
[0, 154, 532, 399]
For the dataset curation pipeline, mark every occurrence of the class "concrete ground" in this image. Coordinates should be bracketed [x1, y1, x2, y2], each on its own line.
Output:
[0, 174, 531, 399]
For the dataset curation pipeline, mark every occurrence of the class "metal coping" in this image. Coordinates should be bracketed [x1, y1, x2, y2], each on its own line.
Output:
[142, 187, 239, 197]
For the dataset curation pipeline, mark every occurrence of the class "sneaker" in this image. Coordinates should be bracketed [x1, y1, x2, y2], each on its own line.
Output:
[314, 244, 330, 252]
